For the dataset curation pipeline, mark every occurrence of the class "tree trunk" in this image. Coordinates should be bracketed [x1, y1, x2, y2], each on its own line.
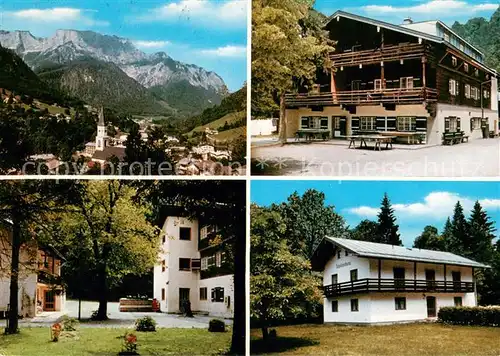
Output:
[6, 218, 21, 334]
[278, 93, 287, 145]
[261, 326, 269, 341]
[229, 234, 246, 355]
[95, 266, 108, 320]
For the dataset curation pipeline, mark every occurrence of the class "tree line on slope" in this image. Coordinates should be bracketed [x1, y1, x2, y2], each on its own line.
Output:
[251, 189, 500, 339]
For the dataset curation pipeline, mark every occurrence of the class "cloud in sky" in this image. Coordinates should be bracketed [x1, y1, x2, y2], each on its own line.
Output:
[4, 7, 109, 26]
[346, 191, 500, 220]
[361, 0, 498, 17]
[199, 45, 246, 58]
[133, 40, 171, 49]
[136, 0, 247, 28]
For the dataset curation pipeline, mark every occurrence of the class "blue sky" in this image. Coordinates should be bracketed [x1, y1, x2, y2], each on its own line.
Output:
[0, 0, 247, 91]
[315, 0, 498, 26]
[251, 180, 500, 247]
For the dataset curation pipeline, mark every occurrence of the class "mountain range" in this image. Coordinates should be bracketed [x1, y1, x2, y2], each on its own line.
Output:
[452, 7, 500, 75]
[0, 29, 228, 116]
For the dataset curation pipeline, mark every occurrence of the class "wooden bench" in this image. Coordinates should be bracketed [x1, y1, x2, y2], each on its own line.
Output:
[442, 132, 466, 145]
[295, 129, 330, 141]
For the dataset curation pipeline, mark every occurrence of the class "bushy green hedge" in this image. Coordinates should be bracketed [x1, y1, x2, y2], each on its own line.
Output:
[438, 306, 500, 326]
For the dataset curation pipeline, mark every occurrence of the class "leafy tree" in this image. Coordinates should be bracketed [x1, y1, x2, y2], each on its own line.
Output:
[273, 189, 346, 259]
[376, 193, 402, 245]
[349, 220, 379, 242]
[0, 180, 75, 334]
[413, 225, 445, 251]
[250, 205, 322, 340]
[252, 0, 334, 142]
[56, 181, 160, 320]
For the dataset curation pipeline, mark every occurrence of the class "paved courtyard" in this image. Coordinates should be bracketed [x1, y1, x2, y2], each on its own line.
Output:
[252, 137, 500, 176]
[0, 300, 232, 328]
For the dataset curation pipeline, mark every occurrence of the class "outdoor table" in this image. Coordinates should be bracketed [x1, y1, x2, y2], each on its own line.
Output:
[378, 131, 421, 144]
[348, 135, 396, 151]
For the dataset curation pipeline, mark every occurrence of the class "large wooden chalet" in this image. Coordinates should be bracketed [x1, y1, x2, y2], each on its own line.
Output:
[285, 11, 499, 145]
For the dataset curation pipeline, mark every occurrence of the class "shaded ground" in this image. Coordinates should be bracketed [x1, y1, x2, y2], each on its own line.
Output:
[251, 138, 500, 176]
[0, 300, 232, 329]
[250, 323, 500, 355]
[0, 327, 230, 356]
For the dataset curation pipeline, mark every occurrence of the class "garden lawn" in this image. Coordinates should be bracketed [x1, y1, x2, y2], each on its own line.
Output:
[250, 323, 500, 355]
[0, 327, 231, 356]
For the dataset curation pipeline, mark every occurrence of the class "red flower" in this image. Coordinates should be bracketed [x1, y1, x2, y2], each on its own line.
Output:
[126, 334, 137, 344]
[52, 323, 62, 331]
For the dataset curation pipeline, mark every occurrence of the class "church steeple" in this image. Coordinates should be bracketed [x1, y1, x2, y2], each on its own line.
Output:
[95, 106, 108, 151]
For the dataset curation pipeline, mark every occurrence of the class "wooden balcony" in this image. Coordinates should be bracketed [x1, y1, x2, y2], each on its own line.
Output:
[285, 87, 437, 108]
[330, 43, 428, 68]
[324, 278, 474, 297]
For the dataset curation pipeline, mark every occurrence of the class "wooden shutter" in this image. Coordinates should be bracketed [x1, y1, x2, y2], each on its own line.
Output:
[376, 117, 386, 131]
[387, 117, 397, 131]
[211, 288, 215, 302]
[444, 117, 450, 132]
[351, 117, 360, 133]
[457, 117, 461, 131]
[191, 258, 201, 270]
[416, 117, 427, 132]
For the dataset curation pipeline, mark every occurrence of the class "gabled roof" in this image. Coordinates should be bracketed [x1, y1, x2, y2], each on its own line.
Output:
[325, 11, 497, 75]
[325, 11, 443, 44]
[323, 236, 490, 268]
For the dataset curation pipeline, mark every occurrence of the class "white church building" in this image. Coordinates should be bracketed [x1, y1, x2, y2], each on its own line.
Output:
[153, 216, 234, 319]
[312, 237, 489, 324]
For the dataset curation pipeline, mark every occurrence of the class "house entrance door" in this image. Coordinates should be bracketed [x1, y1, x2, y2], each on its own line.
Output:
[44, 290, 55, 311]
[179, 288, 190, 310]
[426, 296, 436, 317]
[333, 117, 347, 138]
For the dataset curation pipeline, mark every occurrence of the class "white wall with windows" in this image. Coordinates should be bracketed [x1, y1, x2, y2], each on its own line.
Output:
[199, 274, 234, 319]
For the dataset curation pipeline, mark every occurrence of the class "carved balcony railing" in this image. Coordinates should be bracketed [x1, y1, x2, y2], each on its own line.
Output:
[285, 87, 437, 108]
[330, 43, 428, 67]
[323, 278, 474, 297]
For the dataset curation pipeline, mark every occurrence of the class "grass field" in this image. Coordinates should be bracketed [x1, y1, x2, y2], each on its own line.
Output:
[214, 126, 247, 142]
[0, 327, 231, 356]
[250, 323, 500, 355]
[190, 111, 246, 135]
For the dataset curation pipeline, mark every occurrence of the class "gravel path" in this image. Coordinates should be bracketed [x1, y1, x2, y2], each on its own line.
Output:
[252, 138, 500, 177]
[0, 300, 232, 329]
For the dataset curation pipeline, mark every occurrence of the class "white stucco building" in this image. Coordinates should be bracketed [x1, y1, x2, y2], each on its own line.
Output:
[153, 216, 234, 319]
[312, 237, 489, 324]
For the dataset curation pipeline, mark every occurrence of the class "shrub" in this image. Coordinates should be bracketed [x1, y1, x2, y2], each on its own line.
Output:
[208, 319, 226, 332]
[438, 306, 500, 327]
[60, 315, 79, 331]
[135, 316, 157, 332]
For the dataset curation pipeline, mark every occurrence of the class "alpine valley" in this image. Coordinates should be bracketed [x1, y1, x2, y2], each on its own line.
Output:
[0, 29, 229, 117]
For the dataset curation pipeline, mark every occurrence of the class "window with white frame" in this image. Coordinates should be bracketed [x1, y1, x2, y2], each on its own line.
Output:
[201, 257, 208, 270]
[465, 84, 471, 99]
[472, 117, 481, 130]
[451, 56, 457, 67]
[360, 117, 376, 131]
[300, 116, 328, 129]
[444, 33, 450, 42]
[397, 117, 416, 132]
[464, 63, 469, 72]
[374, 79, 385, 91]
[449, 79, 459, 96]
[445, 117, 458, 133]
[207, 255, 215, 268]
[484, 90, 490, 99]
[474, 68, 479, 77]
[471, 87, 479, 100]
[200, 226, 208, 240]
[215, 251, 222, 267]
[400, 77, 414, 89]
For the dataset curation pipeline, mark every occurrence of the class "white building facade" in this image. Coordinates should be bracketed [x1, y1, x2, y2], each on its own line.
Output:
[313, 237, 488, 324]
[153, 216, 234, 319]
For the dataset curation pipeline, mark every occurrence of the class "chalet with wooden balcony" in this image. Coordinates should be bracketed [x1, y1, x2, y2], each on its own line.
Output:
[153, 216, 234, 318]
[0, 222, 65, 318]
[285, 11, 499, 145]
[312, 237, 489, 324]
